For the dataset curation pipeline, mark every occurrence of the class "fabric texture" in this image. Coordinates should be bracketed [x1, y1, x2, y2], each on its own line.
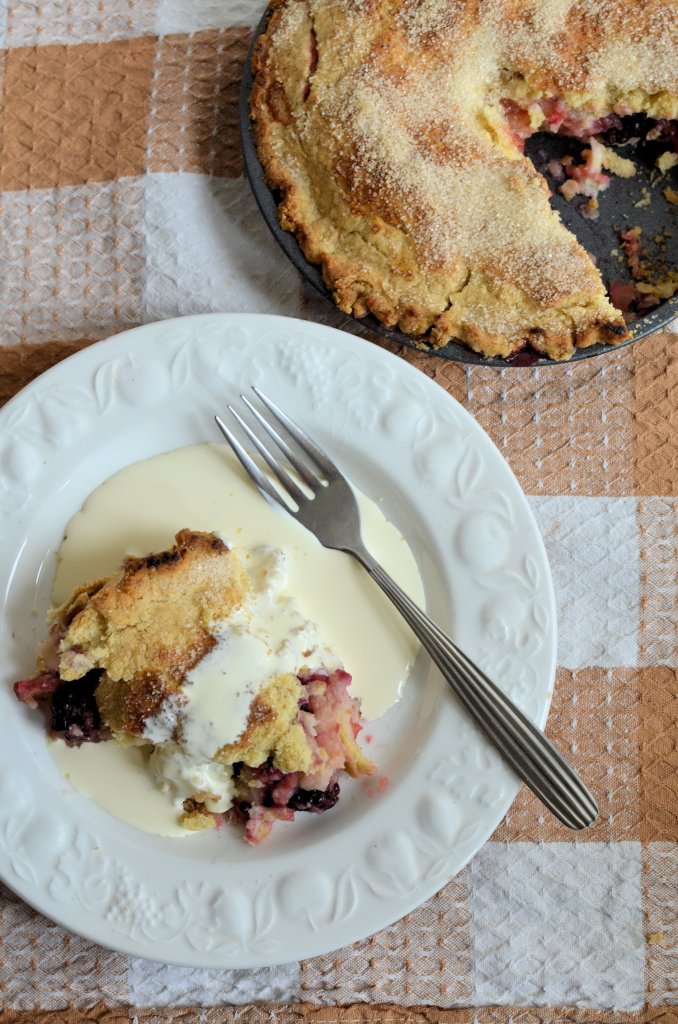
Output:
[0, 1, 676, 1021]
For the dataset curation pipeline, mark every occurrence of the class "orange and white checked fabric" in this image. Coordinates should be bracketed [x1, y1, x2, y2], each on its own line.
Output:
[0, 2, 677, 1023]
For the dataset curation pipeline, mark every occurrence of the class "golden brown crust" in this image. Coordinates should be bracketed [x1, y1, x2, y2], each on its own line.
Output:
[214, 672, 314, 771]
[96, 671, 182, 737]
[179, 801, 217, 831]
[53, 530, 249, 737]
[251, 0, 678, 359]
[214, 670, 374, 778]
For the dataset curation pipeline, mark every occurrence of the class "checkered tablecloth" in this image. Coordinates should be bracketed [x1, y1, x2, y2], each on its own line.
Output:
[0, 2, 677, 1022]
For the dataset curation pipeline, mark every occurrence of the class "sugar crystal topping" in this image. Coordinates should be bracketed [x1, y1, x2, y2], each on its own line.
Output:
[259, 0, 677, 352]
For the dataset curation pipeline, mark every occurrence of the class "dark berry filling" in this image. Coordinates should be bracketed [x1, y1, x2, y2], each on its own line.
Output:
[232, 756, 342, 814]
[505, 345, 541, 367]
[287, 782, 341, 813]
[49, 670, 108, 746]
[597, 113, 675, 147]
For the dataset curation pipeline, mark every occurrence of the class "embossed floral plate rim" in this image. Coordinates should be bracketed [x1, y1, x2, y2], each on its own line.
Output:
[0, 313, 557, 967]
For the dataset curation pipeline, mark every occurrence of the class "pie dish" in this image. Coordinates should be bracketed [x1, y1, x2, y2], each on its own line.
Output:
[0, 313, 556, 966]
[250, 0, 678, 361]
[14, 529, 375, 845]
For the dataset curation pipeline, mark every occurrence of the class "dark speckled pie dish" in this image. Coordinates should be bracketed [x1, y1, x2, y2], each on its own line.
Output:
[240, 8, 678, 368]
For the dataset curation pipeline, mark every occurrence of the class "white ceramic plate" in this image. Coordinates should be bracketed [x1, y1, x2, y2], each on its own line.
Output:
[0, 313, 556, 967]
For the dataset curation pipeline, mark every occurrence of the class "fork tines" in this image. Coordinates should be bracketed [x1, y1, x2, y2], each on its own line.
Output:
[215, 387, 336, 511]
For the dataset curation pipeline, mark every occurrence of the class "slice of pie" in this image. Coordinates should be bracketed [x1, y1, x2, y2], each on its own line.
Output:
[251, 0, 678, 360]
[14, 530, 374, 843]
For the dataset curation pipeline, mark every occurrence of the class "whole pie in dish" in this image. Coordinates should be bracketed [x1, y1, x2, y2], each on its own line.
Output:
[251, 0, 678, 360]
[14, 530, 375, 844]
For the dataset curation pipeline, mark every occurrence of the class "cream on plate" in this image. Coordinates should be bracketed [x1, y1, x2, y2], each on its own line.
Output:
[50, 443, 424, 836]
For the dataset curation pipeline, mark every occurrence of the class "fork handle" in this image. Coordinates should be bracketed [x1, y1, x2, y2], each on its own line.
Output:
[351, 549, 597, 830]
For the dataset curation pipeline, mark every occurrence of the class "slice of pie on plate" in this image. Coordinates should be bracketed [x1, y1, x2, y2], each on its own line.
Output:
[14, 530, 374, 844]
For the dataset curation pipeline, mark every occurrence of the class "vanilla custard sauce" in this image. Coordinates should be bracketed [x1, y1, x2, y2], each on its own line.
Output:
[50, 443, 424, 836]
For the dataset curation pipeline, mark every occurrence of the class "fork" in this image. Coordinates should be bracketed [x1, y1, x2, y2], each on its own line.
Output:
[215, 387, 598, 831]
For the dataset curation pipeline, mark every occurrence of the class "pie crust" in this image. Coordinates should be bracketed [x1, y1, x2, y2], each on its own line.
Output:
[251, 0, 678, 360]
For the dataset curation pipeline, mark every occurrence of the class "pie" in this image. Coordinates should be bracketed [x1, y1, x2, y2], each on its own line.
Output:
[251, 0, 678, 360]
[14, 530, 374, 844]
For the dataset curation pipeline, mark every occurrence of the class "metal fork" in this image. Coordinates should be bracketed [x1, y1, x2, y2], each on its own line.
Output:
[215, 387, 598, 830]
